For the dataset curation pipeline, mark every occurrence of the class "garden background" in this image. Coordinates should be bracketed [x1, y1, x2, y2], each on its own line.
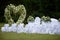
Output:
[0, 0, 60, 40]
[0, 0, 60, 23]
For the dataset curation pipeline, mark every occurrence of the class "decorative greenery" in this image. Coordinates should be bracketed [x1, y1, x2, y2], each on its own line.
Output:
[4, 4, 26, 25]
[41, 16, 51, 22]
[1, 0, 60, 23]
[58, 18, 60, 22]
[27, 16, 34, 22]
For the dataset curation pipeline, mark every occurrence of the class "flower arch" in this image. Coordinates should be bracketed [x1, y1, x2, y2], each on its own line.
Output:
[4, 4, 26, 25]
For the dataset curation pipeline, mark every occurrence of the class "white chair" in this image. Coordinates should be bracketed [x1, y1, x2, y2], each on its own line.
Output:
[8, 23, 17, 32]
[1, 24, 9, 32]
[17, 23, 24, 33]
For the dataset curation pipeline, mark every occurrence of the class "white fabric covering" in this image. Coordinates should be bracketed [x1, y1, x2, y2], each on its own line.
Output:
[1, 17, 60, 34]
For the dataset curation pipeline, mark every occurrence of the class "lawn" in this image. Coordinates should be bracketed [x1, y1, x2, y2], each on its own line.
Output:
[0, 23, 60, 40]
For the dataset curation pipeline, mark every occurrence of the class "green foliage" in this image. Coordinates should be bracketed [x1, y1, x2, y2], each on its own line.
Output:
[27, 16, 34, 22]
[0, 0, 60, 23]
[4, 4, 26, 25]
[41, 16, 51, 22]
[58, 18, 60, 22]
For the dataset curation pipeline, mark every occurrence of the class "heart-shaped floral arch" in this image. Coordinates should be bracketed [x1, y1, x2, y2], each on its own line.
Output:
[4, 4, 26, 25]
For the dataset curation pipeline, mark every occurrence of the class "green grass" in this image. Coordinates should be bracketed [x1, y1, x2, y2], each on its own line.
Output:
[0, 23, 60, 40]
